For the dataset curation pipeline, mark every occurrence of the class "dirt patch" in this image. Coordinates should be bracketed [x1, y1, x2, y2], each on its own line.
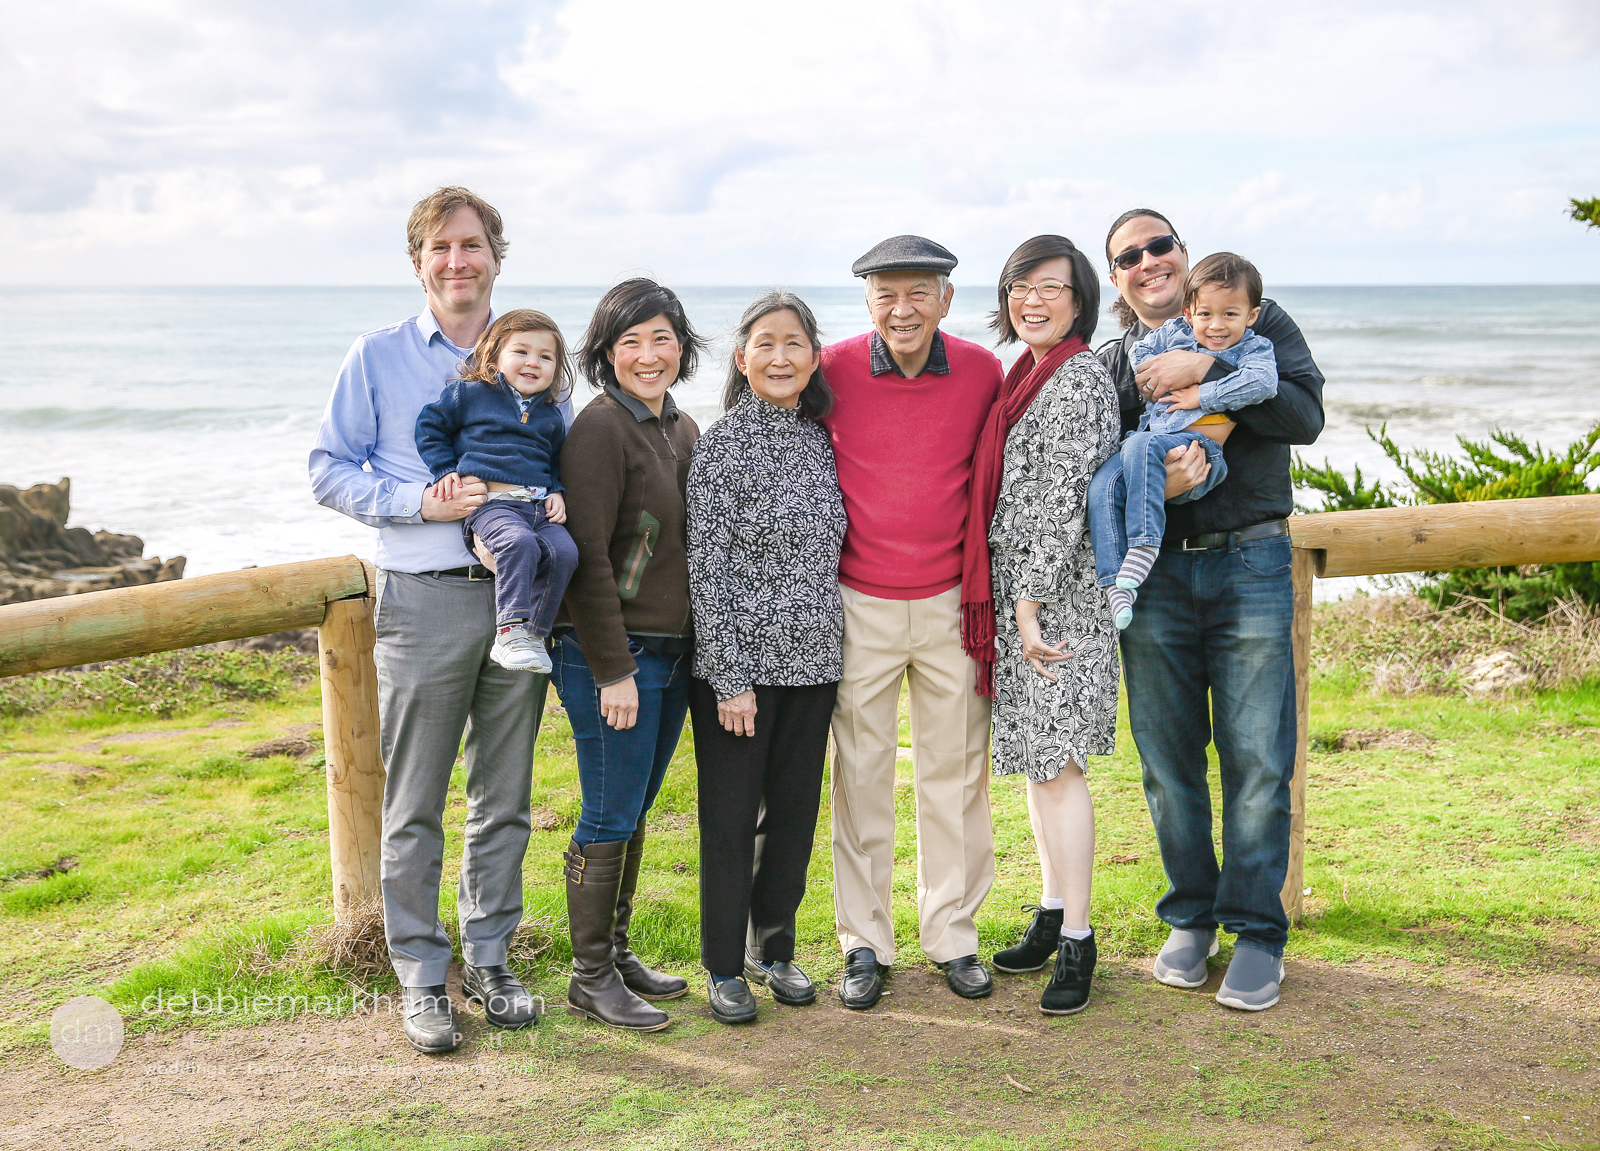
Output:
[30, 761, 101, 777]
[3, 855, 77, 885]
[530, 807, 566, 832]
[278, 722, 321, 739]
[4, 957, 1595, 1149]
[245, 737, 314, 760]
[73, 718, 243, 754]
[1333, 727, 1435, 752]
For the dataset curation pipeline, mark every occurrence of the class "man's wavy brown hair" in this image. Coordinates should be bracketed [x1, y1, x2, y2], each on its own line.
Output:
[406, 186, 509, 265]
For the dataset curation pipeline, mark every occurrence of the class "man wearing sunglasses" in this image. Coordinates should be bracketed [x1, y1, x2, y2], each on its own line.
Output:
[1096, 209, 1325, 1013]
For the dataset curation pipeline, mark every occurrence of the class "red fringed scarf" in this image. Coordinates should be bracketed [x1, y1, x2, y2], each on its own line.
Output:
[960, 335, 1087, 697]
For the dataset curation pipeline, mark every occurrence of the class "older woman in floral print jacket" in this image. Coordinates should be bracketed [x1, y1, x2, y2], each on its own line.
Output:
[685, 290, 846, 1027]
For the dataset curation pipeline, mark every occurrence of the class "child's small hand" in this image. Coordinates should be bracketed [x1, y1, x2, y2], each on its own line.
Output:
[1162, 385, 1202, 411]
[544, 492, 567, 523]
[434, 472, 462, 501]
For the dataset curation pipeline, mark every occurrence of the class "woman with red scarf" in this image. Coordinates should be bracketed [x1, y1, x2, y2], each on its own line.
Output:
[961, 234, 1121, 1016]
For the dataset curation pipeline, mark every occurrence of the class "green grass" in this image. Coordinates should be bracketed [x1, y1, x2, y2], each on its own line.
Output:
[2, 632, 1598, 1148]
[2, 645, 1597, 1022]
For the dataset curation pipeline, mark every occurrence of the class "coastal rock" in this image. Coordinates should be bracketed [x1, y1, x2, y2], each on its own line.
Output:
[0, 478, 185, 605]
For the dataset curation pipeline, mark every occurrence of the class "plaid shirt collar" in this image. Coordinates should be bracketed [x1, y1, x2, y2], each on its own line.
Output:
[870, 328, 950, 378]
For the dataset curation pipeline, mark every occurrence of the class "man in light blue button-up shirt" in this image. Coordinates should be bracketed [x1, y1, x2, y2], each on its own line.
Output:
[309, 187, 569, 1053]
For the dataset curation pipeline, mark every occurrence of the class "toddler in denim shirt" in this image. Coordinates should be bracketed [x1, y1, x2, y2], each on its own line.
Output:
[1087, 253, 1278, 629]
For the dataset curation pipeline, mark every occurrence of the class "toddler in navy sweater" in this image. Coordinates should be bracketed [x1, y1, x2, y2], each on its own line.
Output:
[416, 309, 580, 674]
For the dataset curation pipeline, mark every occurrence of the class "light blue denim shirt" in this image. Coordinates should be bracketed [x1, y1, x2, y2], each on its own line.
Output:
[308, 308, 574, 574]
[1130, 317, 1278, 435]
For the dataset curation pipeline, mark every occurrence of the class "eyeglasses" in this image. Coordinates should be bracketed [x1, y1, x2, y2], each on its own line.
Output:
[1110, 234, 1181, 271]
[1006, 280, 1070, 300]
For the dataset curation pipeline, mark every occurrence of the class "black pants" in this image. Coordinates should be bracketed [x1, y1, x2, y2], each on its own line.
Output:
[689, 678, 838, 975]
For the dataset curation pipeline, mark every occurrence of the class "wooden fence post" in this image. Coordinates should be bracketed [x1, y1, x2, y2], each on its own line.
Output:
[1279, 547, 1317, 923]
[319, 595, 385, 922]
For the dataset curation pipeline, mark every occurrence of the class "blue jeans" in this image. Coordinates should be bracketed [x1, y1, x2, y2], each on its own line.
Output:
[551, 633, 691, 846]
[1117, 533, 1295, 956]
[1089, 430, 1228, 587]
[464, 501, 579, 636]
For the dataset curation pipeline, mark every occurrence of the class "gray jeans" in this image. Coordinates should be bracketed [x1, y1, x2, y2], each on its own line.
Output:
[373, 569, 547, 986]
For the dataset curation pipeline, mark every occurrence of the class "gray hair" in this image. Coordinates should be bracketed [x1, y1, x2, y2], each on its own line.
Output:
[864, 271, 951, 297]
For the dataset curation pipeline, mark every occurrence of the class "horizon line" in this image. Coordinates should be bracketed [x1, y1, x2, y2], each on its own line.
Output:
[5, 281, 1600, 291]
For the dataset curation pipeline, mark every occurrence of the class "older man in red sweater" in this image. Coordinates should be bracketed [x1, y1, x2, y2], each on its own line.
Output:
[822, 236, 1005, 1008]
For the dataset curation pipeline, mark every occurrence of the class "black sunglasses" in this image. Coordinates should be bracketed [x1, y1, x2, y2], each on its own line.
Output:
[1110, 234, 1182, 271]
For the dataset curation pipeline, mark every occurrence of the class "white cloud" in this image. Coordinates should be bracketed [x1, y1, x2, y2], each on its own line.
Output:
[2, 0, 1597, 286]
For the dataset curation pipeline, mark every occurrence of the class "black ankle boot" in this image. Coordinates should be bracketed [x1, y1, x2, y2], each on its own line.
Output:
[564, 839, 670, 1032]
[992, 905, 1063, 973]
[1040, 928, 1096, 1016]
[613, 822, 689, 1001]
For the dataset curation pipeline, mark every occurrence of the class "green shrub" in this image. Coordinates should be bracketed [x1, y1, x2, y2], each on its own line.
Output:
[1293, 421, 1600, 619]
[0, 648, 316, 721]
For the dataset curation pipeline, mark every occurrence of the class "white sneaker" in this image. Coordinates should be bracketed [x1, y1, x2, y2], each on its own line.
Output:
[491, 628, 552, 673]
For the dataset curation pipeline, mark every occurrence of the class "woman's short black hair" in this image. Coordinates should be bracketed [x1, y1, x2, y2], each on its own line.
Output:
[722, 290, 833, 421]
[988, 235, 1099, 347]
[579, 277, 707, 390]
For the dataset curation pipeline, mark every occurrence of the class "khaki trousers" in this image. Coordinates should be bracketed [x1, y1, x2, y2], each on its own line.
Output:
[831, 583, 994, 965]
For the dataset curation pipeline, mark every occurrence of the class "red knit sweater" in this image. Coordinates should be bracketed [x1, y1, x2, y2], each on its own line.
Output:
[821, 332, 1004, 600]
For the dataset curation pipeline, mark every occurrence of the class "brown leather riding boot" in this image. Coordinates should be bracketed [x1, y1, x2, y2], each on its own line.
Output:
[564, 839, 669, 1032]
[613, 821, 689, 1001]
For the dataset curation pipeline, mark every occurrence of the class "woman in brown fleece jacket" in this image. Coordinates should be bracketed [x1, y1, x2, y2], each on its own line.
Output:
[552, 278, 703, 1033]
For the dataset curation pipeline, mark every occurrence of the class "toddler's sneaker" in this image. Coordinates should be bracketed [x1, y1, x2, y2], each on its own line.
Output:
[491, 627, 552, 673]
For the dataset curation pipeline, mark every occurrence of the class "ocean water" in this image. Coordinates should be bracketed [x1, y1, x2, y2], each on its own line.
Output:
[2, 285, 1597, 584]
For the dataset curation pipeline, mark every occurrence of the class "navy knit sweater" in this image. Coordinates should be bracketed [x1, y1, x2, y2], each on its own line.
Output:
[415, 377, 567, 491]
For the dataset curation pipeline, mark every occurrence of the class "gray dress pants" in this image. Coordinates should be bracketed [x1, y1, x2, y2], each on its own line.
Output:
[373, 569, 547, 987]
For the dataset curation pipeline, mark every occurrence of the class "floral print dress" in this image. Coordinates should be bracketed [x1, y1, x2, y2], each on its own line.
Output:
[988, 350, 1122, 781]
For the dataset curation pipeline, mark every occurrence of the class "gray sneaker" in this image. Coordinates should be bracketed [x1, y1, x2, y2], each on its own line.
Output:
[491, 628, 552, 673]
[1152, 927, 1219, 989]
[1215, 944, 1284, 1012]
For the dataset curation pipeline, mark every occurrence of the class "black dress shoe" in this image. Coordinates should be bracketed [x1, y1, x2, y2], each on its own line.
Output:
[744, 953, 817, 1006]
[837, 947, 889, 1011]
[1040, 929, 1097, 1016]
[937, 954, 993, 999]
[462, 963, 540, 1029]
[707, 975, 758, 1025]
[992, 905, 1063, 973]
[400, 985, 461, 1054]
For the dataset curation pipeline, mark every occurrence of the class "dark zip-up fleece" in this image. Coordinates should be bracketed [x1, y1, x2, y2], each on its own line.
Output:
[556, 384, 700, 686]
[1096, 298, 1325, 539]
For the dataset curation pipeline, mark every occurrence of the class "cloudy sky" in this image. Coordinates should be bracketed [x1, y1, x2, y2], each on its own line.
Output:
[5, 0, 1599, 288]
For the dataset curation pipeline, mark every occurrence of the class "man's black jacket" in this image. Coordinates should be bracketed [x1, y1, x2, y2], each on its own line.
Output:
[1096, 299, 1325, 540]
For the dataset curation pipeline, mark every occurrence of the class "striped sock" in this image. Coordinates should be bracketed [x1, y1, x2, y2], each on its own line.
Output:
[1116, 545, 1160, 590]
[1107, 586, 1136, 630]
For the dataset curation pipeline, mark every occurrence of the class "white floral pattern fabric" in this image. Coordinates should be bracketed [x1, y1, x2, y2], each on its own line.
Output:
[687, 392, 847, 701]
[989, 350, 1122, 781]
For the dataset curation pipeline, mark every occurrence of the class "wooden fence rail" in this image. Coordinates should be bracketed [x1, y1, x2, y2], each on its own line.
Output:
[1, 494, 1597, 926]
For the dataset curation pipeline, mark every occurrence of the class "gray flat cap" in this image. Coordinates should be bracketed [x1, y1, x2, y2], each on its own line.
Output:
[851, 235, 958, 278]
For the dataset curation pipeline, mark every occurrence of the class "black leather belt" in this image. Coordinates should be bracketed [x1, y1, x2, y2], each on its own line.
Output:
[428, 564, 494, 581]
[1172, 519, 1289, 553]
